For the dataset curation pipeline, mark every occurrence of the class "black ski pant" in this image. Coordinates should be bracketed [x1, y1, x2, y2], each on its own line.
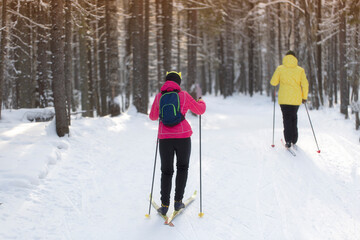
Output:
[159, 138, 191, 206]
[280, 104, 300, 145]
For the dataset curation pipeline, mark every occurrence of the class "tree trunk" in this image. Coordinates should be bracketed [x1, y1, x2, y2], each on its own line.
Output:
[238, 36, 246, 94]
[301, 0, 320, 109]
[131, 0, 144, 113]
[86, 2, 94, 118]
[257, 21, 263, 95]
[356, 20, 360, 130]
[64, 0, 72, 124]
[248, 2, 254, 97]
[201, 32, 208, 95]
[50, 0, 69, 137]
[98, 0, 107, 116]
[187, 2, 197, 92]
[87, 20, 94, 118]
[92, 6, 100, 117]
[277, 3, 282, 64]
[30, 3, 37, 108]
[207, 37, 213, 95]
[285, 3, 292, 50]
[79, 16, 89, 117]
[36, 0, 49, 108]
[0, 0, 7, 119]
[106, 0, 120, 116]
[201, 61, 206, 95]
[266, 3, 276, 99]
[177, 10, 181, 74]
[334, 30, 339, 105]
[156, 0, 163, 90]
[316, 0, 323, 106]
[124, 0, 132, 110]
[224, 1, 234, 98]
[328, 35, 334, 108]
[352, 11, 359, 129]
[293, 0, 301, 53]
[162, 0, 172, 71]
[216, 36, 224, 95]
[72, 31, 80, 112]
[339, 0, 348, 118]
[16, 2, 33, 108]
[143, 0, 149, 112]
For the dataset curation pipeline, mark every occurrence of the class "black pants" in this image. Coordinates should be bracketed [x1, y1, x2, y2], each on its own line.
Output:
[159, 138, 191, 206]
[280, 105, 300, 144]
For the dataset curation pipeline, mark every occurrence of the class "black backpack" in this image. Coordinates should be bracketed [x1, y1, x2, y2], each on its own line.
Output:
[159, 90, 185, 126]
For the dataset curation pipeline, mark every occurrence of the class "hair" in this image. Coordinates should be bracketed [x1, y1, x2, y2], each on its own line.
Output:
[285, 50, 296, 57]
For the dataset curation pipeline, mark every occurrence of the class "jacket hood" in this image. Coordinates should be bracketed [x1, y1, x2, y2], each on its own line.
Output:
[282, 55, 298, 68]
[160, 81, 182, 92]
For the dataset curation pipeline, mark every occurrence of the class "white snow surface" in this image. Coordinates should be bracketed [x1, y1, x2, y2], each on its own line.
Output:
[1, 94, 360, 240]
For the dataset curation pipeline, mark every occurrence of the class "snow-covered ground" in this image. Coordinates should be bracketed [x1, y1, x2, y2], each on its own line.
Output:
[1, 94, 359, 240]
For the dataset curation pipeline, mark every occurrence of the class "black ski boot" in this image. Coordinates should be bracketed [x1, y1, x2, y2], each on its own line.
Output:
[174, 201, 185, 211]
[157, 204, 169, 215]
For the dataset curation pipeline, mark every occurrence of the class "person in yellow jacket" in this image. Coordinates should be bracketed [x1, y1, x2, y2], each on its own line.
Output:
[270, 50, 309, 148]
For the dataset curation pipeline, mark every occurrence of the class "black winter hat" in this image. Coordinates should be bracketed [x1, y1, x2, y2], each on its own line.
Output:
[165, 71, 182, 86]
[286, 50, 296, 57]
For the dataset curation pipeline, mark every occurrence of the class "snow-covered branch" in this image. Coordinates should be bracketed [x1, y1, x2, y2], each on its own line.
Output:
[7, 9, 51, 30]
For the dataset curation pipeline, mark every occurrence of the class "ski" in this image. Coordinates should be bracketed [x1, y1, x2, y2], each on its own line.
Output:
[281, 139, 296, 156]
[292, 144, 298, 151]
[165, 190, 197, 226]
[150, 197, 174, 226]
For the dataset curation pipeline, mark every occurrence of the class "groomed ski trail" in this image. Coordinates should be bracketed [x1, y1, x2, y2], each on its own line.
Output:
[0, 95, 359, 240]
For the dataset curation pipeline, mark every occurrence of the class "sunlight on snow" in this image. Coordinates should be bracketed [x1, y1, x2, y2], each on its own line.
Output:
[1, 123, 36, 138]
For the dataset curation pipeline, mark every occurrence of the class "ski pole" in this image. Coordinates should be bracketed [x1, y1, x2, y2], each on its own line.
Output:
[304, 103, 321, 153]
[145, 131, 159, 218]
[199, 114, 204, 217]
[272, 87, 276, 147]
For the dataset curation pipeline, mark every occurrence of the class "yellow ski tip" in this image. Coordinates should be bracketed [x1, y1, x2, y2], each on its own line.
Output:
[145, 214, 150, 218]
[198, 212, 204, 218]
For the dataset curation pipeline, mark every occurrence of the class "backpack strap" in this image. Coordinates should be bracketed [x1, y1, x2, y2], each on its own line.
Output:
[161, 89, 180, 94]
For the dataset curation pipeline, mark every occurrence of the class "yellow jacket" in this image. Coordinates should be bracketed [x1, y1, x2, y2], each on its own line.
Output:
[270, 55, 309, 106]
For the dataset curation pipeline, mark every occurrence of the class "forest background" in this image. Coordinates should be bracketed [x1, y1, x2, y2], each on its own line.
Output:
[0, 0, 359, 137]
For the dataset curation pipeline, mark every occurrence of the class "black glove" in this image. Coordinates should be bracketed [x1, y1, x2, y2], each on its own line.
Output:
[302, 99, 307, 104]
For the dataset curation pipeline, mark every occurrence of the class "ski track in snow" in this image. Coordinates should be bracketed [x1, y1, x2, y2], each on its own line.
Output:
[0, 95, 360, 240]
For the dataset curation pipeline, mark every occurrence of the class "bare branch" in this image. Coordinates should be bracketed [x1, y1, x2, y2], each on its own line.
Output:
[7, 9, 51, 30]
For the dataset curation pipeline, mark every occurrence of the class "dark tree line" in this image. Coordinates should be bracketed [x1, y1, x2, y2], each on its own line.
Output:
[0, 0, 359, 135]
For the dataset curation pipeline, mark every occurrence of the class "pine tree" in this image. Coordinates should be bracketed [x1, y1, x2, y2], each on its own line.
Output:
[50, 0, 69, 136]
[64, 0, 72, 124]
[0, 0, 8, 119]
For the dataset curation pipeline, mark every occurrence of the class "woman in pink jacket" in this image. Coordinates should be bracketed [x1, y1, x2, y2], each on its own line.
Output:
[149, 71, 206, 215]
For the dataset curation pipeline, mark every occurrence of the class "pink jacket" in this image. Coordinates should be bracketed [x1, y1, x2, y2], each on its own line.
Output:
[149, 81, 206, 139]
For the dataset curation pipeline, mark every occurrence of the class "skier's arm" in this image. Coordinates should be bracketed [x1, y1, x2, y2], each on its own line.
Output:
[149, 94, 160, 120]
[270, 67, 280, 86]
[301, 69, 309, 100]
[186, 92, 206, 115]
